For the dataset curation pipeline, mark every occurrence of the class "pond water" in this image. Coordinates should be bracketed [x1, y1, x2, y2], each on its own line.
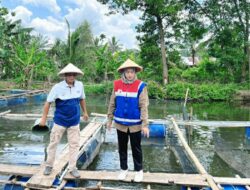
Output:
[0, 95, 249, 189]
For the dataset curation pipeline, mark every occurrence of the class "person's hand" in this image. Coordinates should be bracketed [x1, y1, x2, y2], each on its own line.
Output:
[39, 118, 46, 127]
[83, 113, 89, 121]
[142, 127, 149, 138]
[106, 121, 112, 131]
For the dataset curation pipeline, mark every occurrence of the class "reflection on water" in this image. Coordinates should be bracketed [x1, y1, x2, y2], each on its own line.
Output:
[0, 96, 250, 189]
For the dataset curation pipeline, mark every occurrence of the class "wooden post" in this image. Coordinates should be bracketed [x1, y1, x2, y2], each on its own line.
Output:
[170, 118, 219, 190]
[184, 88, 189, 108]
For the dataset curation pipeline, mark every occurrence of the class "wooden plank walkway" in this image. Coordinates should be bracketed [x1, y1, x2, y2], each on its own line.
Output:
[25, 121, 103, 189]
[1, 165, 250, 187]
[64, 171, 250, 186]
[65, 171, 207, 186]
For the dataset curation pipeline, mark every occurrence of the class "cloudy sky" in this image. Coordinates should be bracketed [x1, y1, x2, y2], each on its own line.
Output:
[2, 0, 142, 49]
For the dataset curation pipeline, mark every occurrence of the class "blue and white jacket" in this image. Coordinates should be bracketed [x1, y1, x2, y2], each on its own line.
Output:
[47, 80, 85, 127]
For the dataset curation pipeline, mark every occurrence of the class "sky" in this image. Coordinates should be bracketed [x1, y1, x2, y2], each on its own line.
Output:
[1, 0, 142, 49]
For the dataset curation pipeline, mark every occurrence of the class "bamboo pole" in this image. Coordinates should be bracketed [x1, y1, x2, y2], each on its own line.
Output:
[91, 112, 156, 122]
[170, 117, 219, 190]
[91, 112, 107, 117]
[0, 90, 46, 99]
[1, 113, 53, 118]
[0, 110, 11, 116]
[184, 88, 189, 107]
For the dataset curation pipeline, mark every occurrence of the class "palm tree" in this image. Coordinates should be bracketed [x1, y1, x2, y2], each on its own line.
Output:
[108, 36, 121, 54]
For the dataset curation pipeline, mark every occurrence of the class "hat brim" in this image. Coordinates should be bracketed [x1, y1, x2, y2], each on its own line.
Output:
[117, 66, 142, 73]
[58, 72, 83, 76]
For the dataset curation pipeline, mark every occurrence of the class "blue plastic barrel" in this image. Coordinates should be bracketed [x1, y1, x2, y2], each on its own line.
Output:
[222, 185, 246, 190]
[0, 99, 7, 107]
[53, 177, 77, 188]
[148, 121, 167, 138]
[31, 93, 47, 103]
[4, 176, 29, 190]
[4, 175, 77, 190]
[8, 97, 27, 106]
[246, 127, 250, 140]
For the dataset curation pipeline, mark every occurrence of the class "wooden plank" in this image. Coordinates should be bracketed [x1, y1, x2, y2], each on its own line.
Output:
[0, 164, 39, 176]
[0, 90, 46, 99]
[26, 121, 103, 189]
[0, 110, 11, 116]
[64, 170, 250, 186]
[1, 113, 106, 123]
[1, 164, 250, 187]
[1, 113, 54, 119]
[214, 177, 250, 185]
[92, 113, 250, 128]
[64, 170, 208, 186]
[174, 120, 250, 127]
[235, 175, 250, 190]
[170, 118, 219, 190]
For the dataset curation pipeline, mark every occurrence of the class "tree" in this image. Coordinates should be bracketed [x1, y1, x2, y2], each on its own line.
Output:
[94, 35, 116, 82]
[13, 35, 53, 88]
[190, 0, 250, 82]
[98, 0, 184, 84]
[231, 0, 250, 82]
[181, 11, 207, 65]
[108, 36, 122, 54]
[0, 7, 33, 79]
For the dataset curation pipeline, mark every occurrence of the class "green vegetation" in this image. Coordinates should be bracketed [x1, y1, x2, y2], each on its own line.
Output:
[0, 1, 250, 101]
[82, 81, 241, 101]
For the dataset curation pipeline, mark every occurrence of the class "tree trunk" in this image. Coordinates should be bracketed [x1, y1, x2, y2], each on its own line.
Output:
[248, 46, 250, 83]
[242, 2, 250, 82]
[28, 65, 35, 90]
[242, 33, 248, 82]
[104, 68, 108, 81]
[157, 16, 168, 85]
[65, 18, 72, 62]
[192, 45, 195, 65]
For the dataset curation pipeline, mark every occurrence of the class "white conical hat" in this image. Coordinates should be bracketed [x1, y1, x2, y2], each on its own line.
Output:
[117, 59, 143, 73]
[58, 63, 84, 76]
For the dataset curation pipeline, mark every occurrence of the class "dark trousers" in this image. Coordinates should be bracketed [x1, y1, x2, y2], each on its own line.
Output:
[117, 129, 143, 171]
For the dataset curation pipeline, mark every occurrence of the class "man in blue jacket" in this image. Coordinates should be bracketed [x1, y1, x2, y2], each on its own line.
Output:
[40, 63, 89, 178]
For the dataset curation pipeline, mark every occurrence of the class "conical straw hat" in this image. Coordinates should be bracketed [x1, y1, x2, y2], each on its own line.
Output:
[117, 59, 143, 73]
[58, 63, 84, 76]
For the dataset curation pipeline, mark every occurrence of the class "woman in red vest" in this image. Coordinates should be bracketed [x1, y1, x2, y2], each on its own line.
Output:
[107, 59, 149, 182]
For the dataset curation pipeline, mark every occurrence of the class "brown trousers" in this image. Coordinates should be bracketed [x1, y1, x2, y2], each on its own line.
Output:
[45, 123, 80, 171]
